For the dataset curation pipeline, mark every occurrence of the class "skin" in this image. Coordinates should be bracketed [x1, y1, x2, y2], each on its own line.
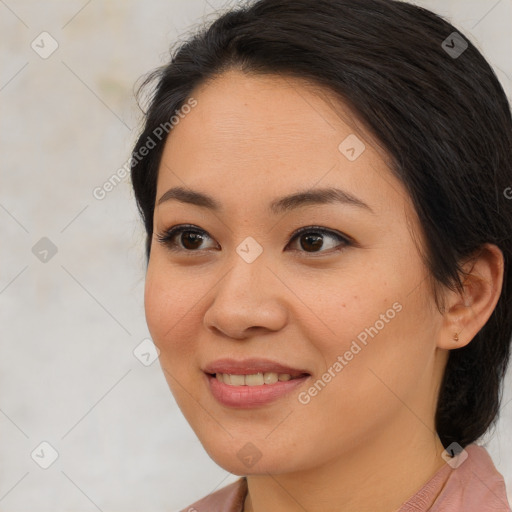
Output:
[144, 69, 504, 512]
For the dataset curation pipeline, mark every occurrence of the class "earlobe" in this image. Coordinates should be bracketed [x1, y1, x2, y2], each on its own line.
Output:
[436, 243, 504, 350]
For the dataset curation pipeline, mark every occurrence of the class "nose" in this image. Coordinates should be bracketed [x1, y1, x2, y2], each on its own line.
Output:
[203, 254, 289, 340]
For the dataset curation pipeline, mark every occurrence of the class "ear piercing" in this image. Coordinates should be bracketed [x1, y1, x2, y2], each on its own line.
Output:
[453, 332, 459, 342]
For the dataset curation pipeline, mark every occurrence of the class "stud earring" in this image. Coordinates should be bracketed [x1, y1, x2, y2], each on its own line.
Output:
[453, 332, 459, 342]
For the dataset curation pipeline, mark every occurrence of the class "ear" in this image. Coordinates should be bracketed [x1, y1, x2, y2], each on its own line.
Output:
[436, 243, 504, 350]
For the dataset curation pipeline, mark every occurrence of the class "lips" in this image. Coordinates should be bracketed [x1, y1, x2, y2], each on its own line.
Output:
[202, 357, 310, 378]
[204, 364, 311, 408]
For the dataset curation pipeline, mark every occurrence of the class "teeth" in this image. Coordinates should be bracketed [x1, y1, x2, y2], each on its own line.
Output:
[263, 372, 278, 384]
[229, 374, 246, 386]
[215, 372, 298, 386]
[245, 373, 264, 386]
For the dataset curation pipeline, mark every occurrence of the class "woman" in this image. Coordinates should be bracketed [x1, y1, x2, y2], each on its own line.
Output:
[130, 0, 512, 510]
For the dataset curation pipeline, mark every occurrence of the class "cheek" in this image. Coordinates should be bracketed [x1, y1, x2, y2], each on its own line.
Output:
[303, 257, 434, 396]
[298, 261, 393, 344]
[296, 307, 431, 453]
[326, 301, 435, 419]
[144, 264, 207, 417]
[144, 260, 203, 360]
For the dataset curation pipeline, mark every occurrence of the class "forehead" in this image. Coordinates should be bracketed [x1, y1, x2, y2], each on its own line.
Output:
[165, 70, 358, 164]
[157, 69, 412, 220]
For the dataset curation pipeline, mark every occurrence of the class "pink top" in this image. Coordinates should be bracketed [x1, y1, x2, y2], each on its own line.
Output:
[179, 443, 511, 511]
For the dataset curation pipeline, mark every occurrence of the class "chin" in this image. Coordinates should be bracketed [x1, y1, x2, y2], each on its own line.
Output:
[200, 437, 305, 476]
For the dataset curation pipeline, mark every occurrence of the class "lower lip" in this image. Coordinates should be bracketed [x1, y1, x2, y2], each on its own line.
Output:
[205, 373, 310, 408]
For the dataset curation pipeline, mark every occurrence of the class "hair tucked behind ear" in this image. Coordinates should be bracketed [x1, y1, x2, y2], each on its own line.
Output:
[130, 0, 512, 449]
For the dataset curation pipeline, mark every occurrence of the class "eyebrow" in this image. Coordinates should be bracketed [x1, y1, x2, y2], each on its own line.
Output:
[157, 186, 374, 215]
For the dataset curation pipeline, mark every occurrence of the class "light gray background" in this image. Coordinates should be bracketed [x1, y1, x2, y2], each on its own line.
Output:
[1, 1, 511, 510]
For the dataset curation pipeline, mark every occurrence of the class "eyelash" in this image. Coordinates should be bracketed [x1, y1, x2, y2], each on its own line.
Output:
[155, 224, 352, 256]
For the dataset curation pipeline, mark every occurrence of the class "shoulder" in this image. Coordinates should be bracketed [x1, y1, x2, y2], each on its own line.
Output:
[400, 443, 511, 512]
[179, 477, 248, 512]
[440, 443, 511, 511]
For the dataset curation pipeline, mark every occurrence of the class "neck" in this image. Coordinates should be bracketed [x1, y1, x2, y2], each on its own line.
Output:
[243, 425, 448, 512]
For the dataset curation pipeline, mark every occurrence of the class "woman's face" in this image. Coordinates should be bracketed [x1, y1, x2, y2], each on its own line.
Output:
[144, 70, 449, 474]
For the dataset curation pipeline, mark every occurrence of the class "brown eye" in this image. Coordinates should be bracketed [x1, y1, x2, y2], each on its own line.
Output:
[287, 227, 351, 254]
[156, 225, 218, 252]
[180, 231, 206, 250]
[299, 233, 324, 252]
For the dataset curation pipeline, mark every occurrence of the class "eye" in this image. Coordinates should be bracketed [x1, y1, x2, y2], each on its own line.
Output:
[155, 224, 219, 252]
[286, 226, 351, 254]
[155, 224, 351, 255]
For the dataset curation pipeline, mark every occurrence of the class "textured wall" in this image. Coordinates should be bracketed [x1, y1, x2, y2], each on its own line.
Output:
[1, 0, 511, 510]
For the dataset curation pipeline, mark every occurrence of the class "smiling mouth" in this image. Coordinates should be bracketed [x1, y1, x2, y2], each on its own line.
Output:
[208, 372, 309, 386]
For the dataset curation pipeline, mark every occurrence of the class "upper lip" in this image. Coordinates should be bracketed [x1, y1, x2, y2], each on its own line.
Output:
[203, 358, 310, 377]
